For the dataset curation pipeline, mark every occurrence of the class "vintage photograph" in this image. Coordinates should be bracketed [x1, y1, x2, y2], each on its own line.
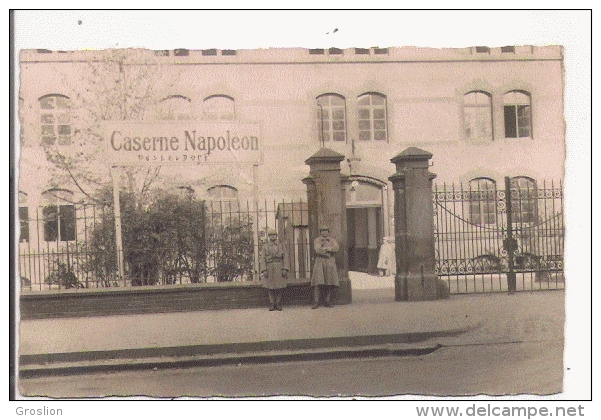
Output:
[12, 10, 590, 402]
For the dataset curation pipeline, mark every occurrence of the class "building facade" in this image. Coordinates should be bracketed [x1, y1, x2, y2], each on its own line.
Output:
[18, 45, 565, 280]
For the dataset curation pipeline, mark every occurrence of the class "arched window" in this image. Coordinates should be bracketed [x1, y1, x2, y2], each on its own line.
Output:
[42, 188, 76, 242]
[206, 185, 239, 215]
[158, 95, 192, 120]
[358, 93, 387, 141]
[468, 178, 496, 225]
[316, 94, 346, 142]
[464, 91, 493, 140]
[510, 177, 537, 224]
[39, 94, 71, 145]
[504, 90, 532, 138]
[203, 95, 235, 120]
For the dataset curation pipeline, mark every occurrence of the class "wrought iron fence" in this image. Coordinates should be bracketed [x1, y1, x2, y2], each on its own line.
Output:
[18, 197, 310, 291]
[433, 177, 564, 294]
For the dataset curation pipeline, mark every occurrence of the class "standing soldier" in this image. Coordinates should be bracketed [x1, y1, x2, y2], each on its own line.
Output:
[260, 229, 289, 311]
[311, 226, 339, 308]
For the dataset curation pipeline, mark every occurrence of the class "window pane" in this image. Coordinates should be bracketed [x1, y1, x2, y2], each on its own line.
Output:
[43, 205, 58, 241]
[59, 205, 76, 241]
[332, 120, 344, 130]
[358, 120, 371, 130]
[41, 125, 55, 136]
[373, 109, 385, 119]
[374, 130, 386, 140]
[332, 109, 345, 120]
[58, 125, 71, 135]
[55, 96, 70, 109]
[41, 114, 54, 124]
[19, 207, 29, 243]
[358, 96, 370, 105]
[517, 105, 531, 137]
[40, 97, 54, 109]
[359, 131, 371, 141]
[330, 96, 344, 106]
[504, 106, 517, 138]
[42, 136, 56, 145]
[358, 109, 370, 119]
[333, 132, 345, 141]
[371, 95, 385, 105]
[374, 120, 386, 130]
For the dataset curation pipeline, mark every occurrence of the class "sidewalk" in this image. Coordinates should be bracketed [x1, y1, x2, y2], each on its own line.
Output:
[18, 273, 565, 376]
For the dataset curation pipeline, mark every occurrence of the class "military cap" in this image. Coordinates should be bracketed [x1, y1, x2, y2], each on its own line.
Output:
[319, 225, 330, 232]
[267, 229, 278, 236]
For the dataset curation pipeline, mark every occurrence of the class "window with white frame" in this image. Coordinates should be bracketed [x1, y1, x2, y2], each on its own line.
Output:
[510, 177, 537, 224]
[39, 94, 71, 145]
[203, 95, 235, 120]
[158, 95, 193, 120]
[316, 94, 346, 142]
[464, 91, 493, 140]
[503, 90, 532, 138]
[358, 93, 387, 141]
[468, 178, 497, 225]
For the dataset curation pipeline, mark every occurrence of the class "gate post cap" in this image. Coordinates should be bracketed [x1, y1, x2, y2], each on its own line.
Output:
[390, 147, 433, 163]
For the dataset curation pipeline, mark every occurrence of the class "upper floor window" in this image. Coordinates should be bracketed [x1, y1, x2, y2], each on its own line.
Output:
[42, 189, 76, 242]
[464, 91, 493, 141]
[203, 95, 235, 120]
[503, 90, 532, 138]
[158, 95, 192, 120]
[510, 177, 537, 224]
[468, 178, 496, 225]
[39, 94, 71, 145]
[358, 93, 387, 141]
[316, 94, 346, 142]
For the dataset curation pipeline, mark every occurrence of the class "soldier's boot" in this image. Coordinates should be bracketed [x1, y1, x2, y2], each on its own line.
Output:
[275, 289, 283, 311]
[325, 287, 334, 307]
[311, 286, 321, 309]
[268, 290, 276, 311]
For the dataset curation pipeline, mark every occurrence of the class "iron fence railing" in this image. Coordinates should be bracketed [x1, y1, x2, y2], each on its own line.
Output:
[18, 198, 310, 291]
[433, 178, 564, 294]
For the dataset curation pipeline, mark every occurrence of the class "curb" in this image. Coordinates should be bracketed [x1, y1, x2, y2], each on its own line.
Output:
[19, 343, 443, 378]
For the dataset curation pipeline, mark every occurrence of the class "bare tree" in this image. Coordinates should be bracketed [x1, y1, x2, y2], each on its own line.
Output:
[41, 49, 177, 205]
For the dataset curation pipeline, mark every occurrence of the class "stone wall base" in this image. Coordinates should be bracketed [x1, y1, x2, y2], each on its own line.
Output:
[394, 274, 443, 301]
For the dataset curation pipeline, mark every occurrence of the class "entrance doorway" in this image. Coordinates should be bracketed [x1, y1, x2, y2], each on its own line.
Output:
[345, 176, 388, 274]
[347, 206, 383, 273]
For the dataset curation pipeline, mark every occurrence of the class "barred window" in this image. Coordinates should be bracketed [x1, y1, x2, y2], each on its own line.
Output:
[358, 93, 387, 141]
[464, 91, 493, 141]
[504, 90, 532, 138]
[469, 178, 497, 225]
[204, 95, 235, 120]
[39, 94, 71, 145]
[510, 177, 537, 224]
[316, 94, 346, 142]
[158, 95, 192, 120]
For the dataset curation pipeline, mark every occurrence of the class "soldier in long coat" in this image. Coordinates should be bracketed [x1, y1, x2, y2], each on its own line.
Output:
[311, 226, 339, 308]
[260, 229, 289, 311]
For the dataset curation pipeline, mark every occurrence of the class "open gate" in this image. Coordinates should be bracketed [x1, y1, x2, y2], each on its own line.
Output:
[433, 177, 564, 294]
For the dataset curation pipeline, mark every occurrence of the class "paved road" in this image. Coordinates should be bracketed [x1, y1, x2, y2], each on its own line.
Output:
[19, 339, 563, 398]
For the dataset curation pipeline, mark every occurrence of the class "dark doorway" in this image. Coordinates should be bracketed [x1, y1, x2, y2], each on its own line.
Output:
[347, 207, 382, 274]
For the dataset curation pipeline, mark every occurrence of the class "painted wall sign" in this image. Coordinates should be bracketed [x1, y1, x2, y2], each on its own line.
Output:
[104, 121, 262, 165]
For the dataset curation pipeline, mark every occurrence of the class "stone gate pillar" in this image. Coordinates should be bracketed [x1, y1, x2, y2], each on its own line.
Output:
[303, 148, 352, 304]
[389, 147, 443, 301]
